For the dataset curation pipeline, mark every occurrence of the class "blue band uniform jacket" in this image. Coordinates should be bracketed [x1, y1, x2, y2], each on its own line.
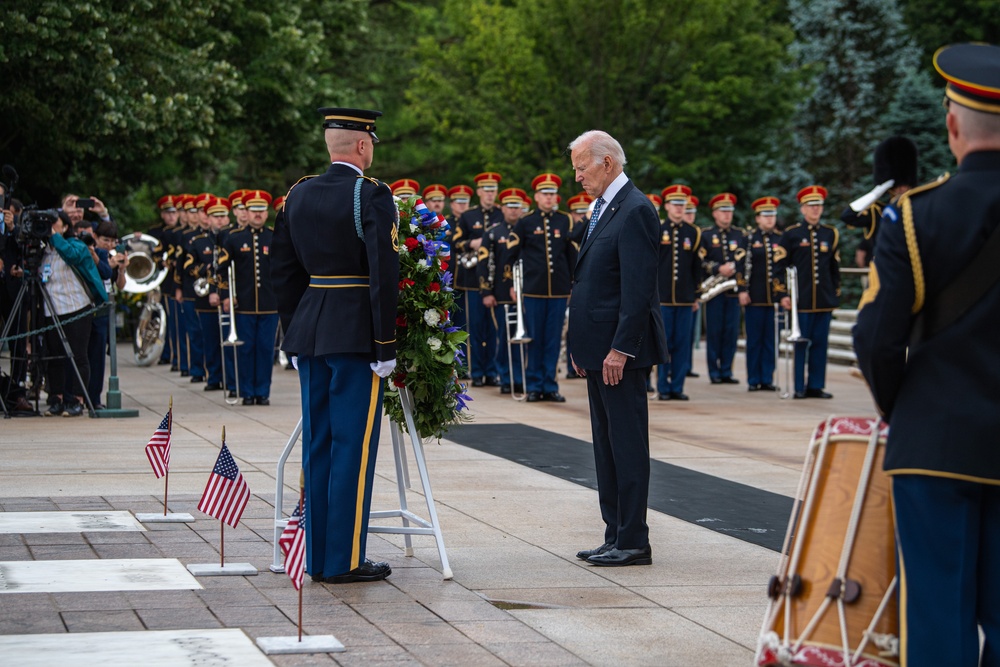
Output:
[699, 225, 746, 298]
[187, 230, 226, 312]
[219, 226, 277, 314]
[508, 209, 576, 298]
[658, 220, 702, 305]
[773, 222, 840, 312]
[452, 206, 502, 291]
[477, 220, 519, 305]
[270, 163, 399, 361]
[853, 151, 1000, 482]
[739, 229, 783, 305]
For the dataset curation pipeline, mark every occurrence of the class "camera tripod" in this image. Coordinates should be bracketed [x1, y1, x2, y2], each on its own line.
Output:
[0, 269, 98, 419]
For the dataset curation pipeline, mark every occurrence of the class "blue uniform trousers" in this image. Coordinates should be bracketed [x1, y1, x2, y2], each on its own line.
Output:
[793, 311, 831, 393]
[657, 305, 694, 395]
[495, 305, 525, 389]
[166, 299, 183, 368]
[299, 353, 383, 577]
[705, 296, 740, 380]
[235, 313, 279, 399]
[87, 314, 109, 407]
[182, 301, 204, 378]
[464, 291, 497, 381]
[744, 305, 777, 387]
[892, 475, 1000, 667]
[198, 311, 223, 385]
[523, 296, 567, 394]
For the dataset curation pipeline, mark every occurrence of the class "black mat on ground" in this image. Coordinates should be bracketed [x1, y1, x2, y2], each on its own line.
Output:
[447, 423, 793, 552]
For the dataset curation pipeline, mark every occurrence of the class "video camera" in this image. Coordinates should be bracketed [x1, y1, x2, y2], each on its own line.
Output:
[16, 207, 59, 244]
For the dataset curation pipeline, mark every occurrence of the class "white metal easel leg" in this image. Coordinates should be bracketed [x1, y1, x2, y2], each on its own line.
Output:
[270, 417, 303, 573]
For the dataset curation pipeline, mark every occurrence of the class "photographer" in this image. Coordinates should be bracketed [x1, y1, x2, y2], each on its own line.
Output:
[40, 211, 108, 417]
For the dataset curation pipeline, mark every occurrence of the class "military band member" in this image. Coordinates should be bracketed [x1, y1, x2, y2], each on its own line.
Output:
[220, 189, 278, 405]
[738, 197, 782, 391]
[774, 185, 839, 398]
[447, 184, 472, 220]
[700, 192, 744, 384]
[166, 194, 193, 373]
[683, 194, 702, 378]
[422, 184, 447, 214]
[853, 43, 1000, 667]
[508, 173, 575, 402]
[229, 189, 249, 230]
[149, 195, 181, 367]
[195, 195, 232, 392]
[175, 193, 210, 381]
[390, 178, 420, 201]
[683, 195, 699, 225]
[478, 188, 524, 394]
[272, 106, 397, 584]
[646, 193, 663, 220]
[454, 172, 503, 386]
[656, 184, 701, 400]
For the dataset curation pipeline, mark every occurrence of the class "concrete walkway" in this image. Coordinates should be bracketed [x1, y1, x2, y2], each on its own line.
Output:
[0, 343, 879, 666]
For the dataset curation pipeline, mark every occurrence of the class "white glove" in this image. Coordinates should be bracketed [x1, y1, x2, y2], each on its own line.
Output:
[370, 359, 396, 378]
[291, 355, 298, 370]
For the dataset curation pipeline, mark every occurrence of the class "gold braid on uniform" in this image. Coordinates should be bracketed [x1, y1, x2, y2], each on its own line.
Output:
[899, 174, 950, 314]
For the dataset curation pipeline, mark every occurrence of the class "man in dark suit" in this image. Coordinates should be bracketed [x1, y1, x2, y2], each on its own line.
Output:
[567, 130, 668, 567]
[271, 107, 399, 584]
[853, 43, 1000, 667]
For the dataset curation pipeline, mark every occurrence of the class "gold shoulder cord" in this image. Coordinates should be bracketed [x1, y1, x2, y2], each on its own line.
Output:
[901, 196, 925, 314]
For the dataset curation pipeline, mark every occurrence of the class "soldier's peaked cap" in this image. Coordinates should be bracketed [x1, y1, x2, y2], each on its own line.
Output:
[934, 43, 1000, 115]
[318, 107, 382, 142]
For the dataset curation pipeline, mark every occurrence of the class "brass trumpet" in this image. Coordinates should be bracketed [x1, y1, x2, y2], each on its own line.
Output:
[219, 262, 243, 405]
[504, 259, 531, 401]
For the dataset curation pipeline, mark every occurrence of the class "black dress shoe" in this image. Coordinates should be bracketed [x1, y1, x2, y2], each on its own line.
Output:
[748, 384, 761, 392]
[310, 572, 324, 582]
[242, 397, 256, 406]
[759, 383, 777, 391]
[180, 370, 190, 377]
[228, 390, 238, 399]
[805, 388, 833, 399]
[484, 376, 502, 387]
[170, 365, 179, 372]
[500, 385, 512, 394]
[255, 397, 270, 406]
[565, 370, 580, 379]
[526, 392, 541, 402]
[472, 377, 485, 387]
[157, 359, 171, 366]
[710, 378, 723, 385]
[204, 382, 223, 391]
[686, 371, 700, 378]
[576, 543, 614, 561]
[657, 393, 672, 401]
[587, 546, 652, 567]
[670, 392, 689, 401]
[190, 376, 205, 383]
[721, 377, 740, 384]
[793, 391, 808, 399]
[323, 559, 391, 584]
[543, 392, 566, 403]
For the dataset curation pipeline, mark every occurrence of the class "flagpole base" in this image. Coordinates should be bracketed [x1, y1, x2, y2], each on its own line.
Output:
[255, 635, 345, 655]
[93, 407, 140, 418]
[135, 512, 195, 523]
[186, 562, 258, 577]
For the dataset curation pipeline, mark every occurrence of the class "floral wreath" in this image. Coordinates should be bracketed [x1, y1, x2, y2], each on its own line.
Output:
[385, 196, 472, 440]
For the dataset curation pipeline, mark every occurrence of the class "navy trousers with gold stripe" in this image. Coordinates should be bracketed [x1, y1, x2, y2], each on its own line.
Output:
[892, 474, 1000, 667]
[299, 353, 383, 578]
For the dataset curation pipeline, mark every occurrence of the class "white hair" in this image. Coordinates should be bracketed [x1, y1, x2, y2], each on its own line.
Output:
[953, 102, 1000, 143]
[568, 130, 627, 168]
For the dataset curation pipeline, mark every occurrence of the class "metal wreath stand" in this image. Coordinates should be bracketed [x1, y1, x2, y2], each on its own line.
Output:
[270, 384, 453, 580]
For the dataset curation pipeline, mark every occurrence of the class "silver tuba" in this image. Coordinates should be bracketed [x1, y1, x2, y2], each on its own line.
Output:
[119, 233, 169, 366]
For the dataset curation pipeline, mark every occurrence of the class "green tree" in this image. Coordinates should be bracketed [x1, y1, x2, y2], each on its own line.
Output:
[900, 0, 1000, 71]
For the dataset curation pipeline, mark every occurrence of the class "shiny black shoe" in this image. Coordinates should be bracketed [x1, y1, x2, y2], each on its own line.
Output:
[190, 376, 205, 383]
[720, 377, 740, 384]
[576, 542, 614, 561]
[472, 377, 485, 387]
[565, 370, 581, 379]
[170, 365, 179, 372]
[204, 382, 223, 391]
[484, 376, 502, 387]
[710, 378, 723, 385]
[793, 391, 808, 399]
[157, 359, 171, 366]
[227, 390, 238, 399]
[587, 546, 652, 567]
[323, 559, 391, 584]
[759, 384, 777, 391]
[657, 393, 672, 401]
[180, 370, 190, 377]
[255, 397, 270, 406]
[670, 392, 689, 401]
[242, 397, 256, 406]
[805, 388, 833, 399]
[748, 384, 761, 392]
[686, 371, 700, 378]
[310, 572, 324, 582]
[500, 385, 512, 395]
[526, 391, 542, 402]
[543, 392, 566, 403]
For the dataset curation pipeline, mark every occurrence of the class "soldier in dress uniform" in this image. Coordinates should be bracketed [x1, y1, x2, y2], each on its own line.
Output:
[478, 187, 524, 395]
[853, 43, 1000, 667]
[454, 172, 504, 386]
[422, 184, 447, 214]
[390, 178, 420, 201]
[149, 195, 181, 367]
[738, 196, 782, 391]
[700, 192, 744, 384]
[195, 195, 232, 392]
[655, 184, 701, 400]
[683, 194, 702, 378]
[175, 193, 211, 382]
[646, 193, 663, 220]
[773, 185, 839, 398]
[220, 189, 278, 405]
[229, 190, 249, 231]
[271, 106, 398, 584]
[508, 173, 575, 402]
[447, 184, 472, 220]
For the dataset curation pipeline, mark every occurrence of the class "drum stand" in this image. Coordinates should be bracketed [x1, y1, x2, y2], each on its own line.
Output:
[270, 385, 452, 580]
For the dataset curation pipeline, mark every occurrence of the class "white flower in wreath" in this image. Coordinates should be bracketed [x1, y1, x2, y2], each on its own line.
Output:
[423, 309, 440, 326]
[410, 222, 418, 233]
[427, 336, 442, 351]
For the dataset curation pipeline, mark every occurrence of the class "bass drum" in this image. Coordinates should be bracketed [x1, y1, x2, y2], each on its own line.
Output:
[134, 289, 167, 366]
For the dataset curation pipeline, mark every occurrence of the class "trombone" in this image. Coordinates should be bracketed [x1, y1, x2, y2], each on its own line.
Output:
[777, 266, 810, 399]
[504, 259, 532, 401]
[219, 262, 243, 405]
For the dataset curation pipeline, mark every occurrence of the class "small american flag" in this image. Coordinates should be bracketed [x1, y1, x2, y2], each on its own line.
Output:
[144, 410, 171, 479]
[197, 443, 250, 528]
[279, 498, 306, 590]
